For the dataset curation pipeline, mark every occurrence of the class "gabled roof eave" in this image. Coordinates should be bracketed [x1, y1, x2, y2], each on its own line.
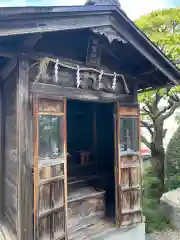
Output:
[0, 5, 179, 87]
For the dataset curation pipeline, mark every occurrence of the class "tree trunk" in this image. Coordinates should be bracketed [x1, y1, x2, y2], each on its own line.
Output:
[150, 120, 165, 198]
[151, 144, 165, 196]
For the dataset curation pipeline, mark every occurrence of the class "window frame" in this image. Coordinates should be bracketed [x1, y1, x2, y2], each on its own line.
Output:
[119, 116, 139, 154]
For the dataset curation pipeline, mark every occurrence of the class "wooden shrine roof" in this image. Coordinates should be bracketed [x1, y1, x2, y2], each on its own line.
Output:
[0, 3, 179, 90]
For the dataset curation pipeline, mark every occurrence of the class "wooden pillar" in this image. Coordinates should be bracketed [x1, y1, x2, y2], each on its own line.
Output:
[16, 57, 33, 240]
[132, 81, 138, 104]
[0, 81, 3, 222]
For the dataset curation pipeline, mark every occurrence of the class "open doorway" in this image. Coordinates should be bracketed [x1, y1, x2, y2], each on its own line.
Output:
[66, 100, 116, 236]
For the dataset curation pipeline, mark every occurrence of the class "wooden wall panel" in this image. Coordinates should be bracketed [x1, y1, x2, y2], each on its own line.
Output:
[2, 70, 18, 238]
[39, 98, 64, 114]
[117, 105, 142, 227]
[17, 58, 33, 240]
[39, 215, 51, 240]
[0, 81, 2, 222]
[53, 210, 65, 239]
[52, 180, 64, 208]
[34, 97, 67, 240]
[2, 59, 33, 240]
[131, 167, 140, 186]
[38, 177, 65, 216]
[119, 107, 138, 116]
[121, 155, 139, 164]
[39, 164, 64, 181]
[39, 183, 51, 214]
[120, 169, 130, 187]
[121, 211, 142, 227]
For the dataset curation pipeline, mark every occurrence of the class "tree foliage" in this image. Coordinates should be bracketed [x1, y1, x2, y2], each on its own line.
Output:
[135, 8, 180, 67]
[135, 8, 180, 195]
[139, 86, 180, 195]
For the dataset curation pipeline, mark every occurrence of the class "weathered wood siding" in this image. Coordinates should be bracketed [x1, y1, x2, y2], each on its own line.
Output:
[1, 59, 33, 240]
[117, 106, 142, 227]
[17, 59, 33, 240]
[2, 70, 18, 238]
[34, 98, 68, 240]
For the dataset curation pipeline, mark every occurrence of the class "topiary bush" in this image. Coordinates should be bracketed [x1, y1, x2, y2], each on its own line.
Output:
[165, 125, 180, 191]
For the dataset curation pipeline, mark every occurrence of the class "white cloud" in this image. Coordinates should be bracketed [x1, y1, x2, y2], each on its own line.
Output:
[120, 0, 171, 19]
[0, 0, 26, 7]
[0, 0, 85, 7]
[29, 0, 85, 6]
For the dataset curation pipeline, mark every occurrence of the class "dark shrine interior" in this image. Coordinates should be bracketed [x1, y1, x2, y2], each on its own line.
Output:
[67, 100, 115, 222]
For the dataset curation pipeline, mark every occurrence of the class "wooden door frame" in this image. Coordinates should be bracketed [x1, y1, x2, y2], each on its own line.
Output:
[33, 94, 38, 238]
[17, 58, 32, 240]
[32, 93, 68, 239]
[63, 98, 68, 239]
[115, 104, 143, 227]
[114, 102, 121, 227]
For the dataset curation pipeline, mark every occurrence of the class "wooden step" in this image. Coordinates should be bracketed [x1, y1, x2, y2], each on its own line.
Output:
[39, 175, 64, 186]
[68, 175, 99, 185]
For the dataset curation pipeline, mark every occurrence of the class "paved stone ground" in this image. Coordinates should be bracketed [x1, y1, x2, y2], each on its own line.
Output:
[94, 223, 146, 240]
[0, 223, 145, 240]
[146, 229, 180, 240]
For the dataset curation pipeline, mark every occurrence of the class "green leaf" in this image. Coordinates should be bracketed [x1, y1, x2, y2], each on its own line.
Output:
[135, 8, 180, 66]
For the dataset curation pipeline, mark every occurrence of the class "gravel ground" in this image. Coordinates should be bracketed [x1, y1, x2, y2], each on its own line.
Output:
[146, 229, 180, 240]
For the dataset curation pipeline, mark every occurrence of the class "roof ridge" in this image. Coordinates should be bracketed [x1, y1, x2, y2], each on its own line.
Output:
[85, 0, 121, 8]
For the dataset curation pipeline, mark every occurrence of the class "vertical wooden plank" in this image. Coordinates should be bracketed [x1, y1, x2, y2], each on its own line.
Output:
[28, 93, 34, 239]
[63, 98, 68, 240]
[33, 100, 39, 238]
[17, 59, 25, 239]
[114, 102, 121, 227]
[132, 82, 138, 104]
[17, 57, 33, 240]
[2, 70, 19, 238]
[0, 84, 3, 221]
[117, 103, 122, 226]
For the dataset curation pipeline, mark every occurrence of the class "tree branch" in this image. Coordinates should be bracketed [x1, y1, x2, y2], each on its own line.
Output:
[161, 102, 180, 121]
[141, 135, 151, 149]
[167, 89, 180, 102]
[155, 92, 162, 106]
[141, 120, 154, 136]
[143, 106, 150, 114]
[155, 101, 173, 119]
[142, 105, 154, 119]
[170, 94, 179, 102]
[163, 129, 167, 138]
[146, 102, 154, 113]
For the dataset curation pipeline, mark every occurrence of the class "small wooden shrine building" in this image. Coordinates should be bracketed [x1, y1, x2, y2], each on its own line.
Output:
[0, 1, 179, 240]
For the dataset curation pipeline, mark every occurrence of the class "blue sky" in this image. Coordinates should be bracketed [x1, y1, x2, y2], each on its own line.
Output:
[0, 0, 179, 19]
